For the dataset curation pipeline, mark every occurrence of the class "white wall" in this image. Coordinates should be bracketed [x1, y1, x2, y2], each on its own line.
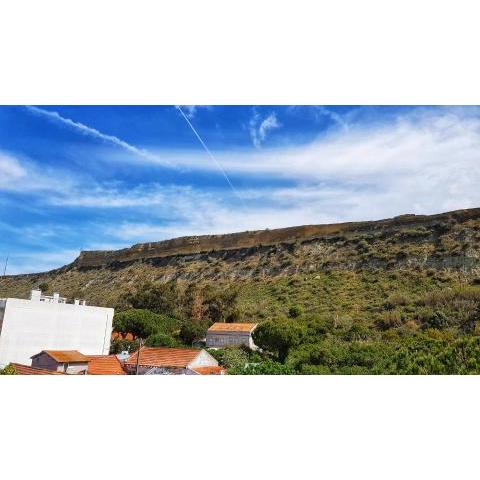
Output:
[188, 350, 218, 368]
[206, 331, 254, 348]
[0, 298, 114, 367]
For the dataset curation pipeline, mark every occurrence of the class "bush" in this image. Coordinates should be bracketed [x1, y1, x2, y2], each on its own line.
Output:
[378, 310, 405, 330]
[179, 321, 209, 345]
[145, 333, 179, 348]
[286, 339, 396, 374]
[253, 319, 306, 362]
[113, 309, 179, 339]
[0, 364, 17, 375]
[209, 346, 249, 369]
[288, 305, 303, 318]
[126, 281, 178, 316]
[383, 293, 409, 310]
[392, 335, 480, 374]
[229, 360, 296, 375]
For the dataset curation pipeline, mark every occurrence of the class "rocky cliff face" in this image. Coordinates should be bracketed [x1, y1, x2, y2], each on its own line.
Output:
[2, 208, 480, 307]
[74, 208, 480, 268]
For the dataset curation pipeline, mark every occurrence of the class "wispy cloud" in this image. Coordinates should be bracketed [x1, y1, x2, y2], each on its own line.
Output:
[179, 105, 211, 119]
[4, 106, 480, 274]
[314, 106, 349, 131]
[25, 106, 172, 167]
[0, 152, 27, 186]
[2, 249, 79, 275]
[249, 111, 281, 148]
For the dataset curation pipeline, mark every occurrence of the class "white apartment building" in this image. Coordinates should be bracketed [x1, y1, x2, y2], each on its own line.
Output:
[0, 289, 114, 367]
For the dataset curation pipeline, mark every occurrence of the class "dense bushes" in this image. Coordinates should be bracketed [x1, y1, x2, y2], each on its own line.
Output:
[229, 360, 296, 375]
[0, 364, 17, 375]
[111, 281, 242, 351]
[253, 319, 306, 362]
[113, 309, 179, 339]
[109, 275, 480, 374]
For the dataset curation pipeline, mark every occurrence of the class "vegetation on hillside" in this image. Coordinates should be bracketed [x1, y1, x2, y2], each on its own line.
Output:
[107, 271, 480, 374]
[2, 209, 480, 374]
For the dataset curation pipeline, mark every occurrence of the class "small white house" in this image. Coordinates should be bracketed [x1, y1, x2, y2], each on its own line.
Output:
[31, 350, 89, 374]
[0, 289, 114, 367]
[206, 323, 258, 349]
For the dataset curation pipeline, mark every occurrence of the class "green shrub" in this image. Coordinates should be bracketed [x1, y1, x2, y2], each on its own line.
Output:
[0, 364, 17, 375]
[229, 360, 296, 375]
[253, 319, 306, 362]
[145, 333, 179, 348]
[383, 292, 409, 310]
[288, 305, 303, 318]
[179, 321, 209, 345]
[209, 346, 249, 369]
[113, 309, 179, 339]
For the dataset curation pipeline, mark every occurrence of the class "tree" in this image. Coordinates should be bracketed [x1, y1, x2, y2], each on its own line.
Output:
[181, 283, 207, 322]
[0, 364, 17, 375]
[201, 284, 242, 323]
[125, 281, 178, 316]
[113, 309, 179, 339]
[209, 346, 249, 369]
[110, 339, 139, 354]
[229, 360, 296, 375]
[179, 321, 209, 345]
[253, 319, 306, 362]
[145, 333, 179, 348]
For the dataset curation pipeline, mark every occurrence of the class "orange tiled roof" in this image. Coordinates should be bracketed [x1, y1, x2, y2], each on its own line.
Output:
[207, 322, 257, 333]
[10, 363, 66, 375]
[36, 350, 89, 363]
[191, 366, 226, 375]
[125, 347, 201, 368]
[86, 355, 126, 375]
[112, 331, 135, 341]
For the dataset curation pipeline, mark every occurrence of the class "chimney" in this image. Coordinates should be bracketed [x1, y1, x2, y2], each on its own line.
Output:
[81, 300, 87, 306]
[30, 289, 41, 301]
[74, 299, 80, 305]
[53, 292, 60, 303]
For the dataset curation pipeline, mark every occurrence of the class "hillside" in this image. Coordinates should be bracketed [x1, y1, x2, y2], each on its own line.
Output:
[1, 208, 480, 316]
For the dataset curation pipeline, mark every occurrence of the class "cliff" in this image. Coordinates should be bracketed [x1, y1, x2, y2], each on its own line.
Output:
[1, 207, 480, 308]
[74, 207, 480, 268]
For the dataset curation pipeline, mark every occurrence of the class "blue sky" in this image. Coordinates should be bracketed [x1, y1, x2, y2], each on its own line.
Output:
[1, 105, 479, 274]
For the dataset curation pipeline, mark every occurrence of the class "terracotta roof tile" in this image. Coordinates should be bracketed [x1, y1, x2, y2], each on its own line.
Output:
[36, 350, 89, 363]
[125, 347, 201, 368]
[11, 363, 66, 375]
[207, 322, 257, 333]
[191, 366, 226, 375]
[111, 332, 135, 341]
[86, 355, 126, 375]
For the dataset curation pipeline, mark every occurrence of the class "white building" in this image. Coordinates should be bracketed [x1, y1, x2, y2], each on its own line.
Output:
[0, 289, 114, 367]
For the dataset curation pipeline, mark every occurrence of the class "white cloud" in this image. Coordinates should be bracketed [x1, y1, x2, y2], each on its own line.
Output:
[249, 111, 281, 148]
[179, 105, 211, 119]
[25, 106, 172, 167]
[3, 249, 79, 275]
[0, 152, 27, 186]
[4, 107, 480, 274]
[314, 106, 349, 131]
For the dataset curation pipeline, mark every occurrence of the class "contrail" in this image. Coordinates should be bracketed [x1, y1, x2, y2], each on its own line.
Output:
[25, 106, 172, 167]
[176, 106, 245, 206]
